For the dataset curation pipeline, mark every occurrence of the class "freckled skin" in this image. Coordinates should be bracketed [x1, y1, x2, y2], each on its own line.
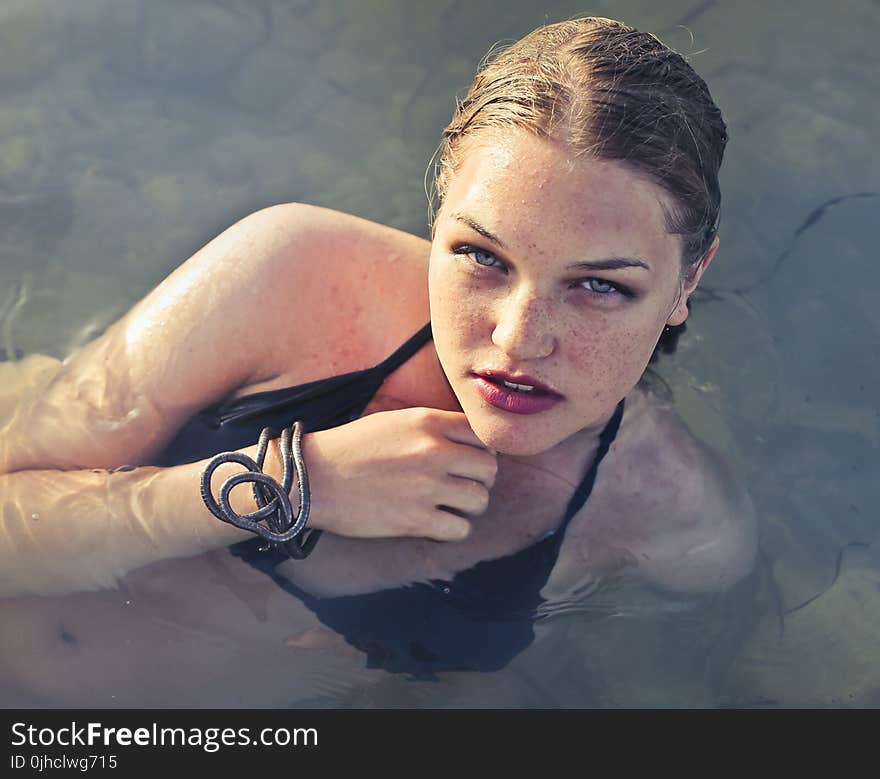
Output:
[429, 130, 703, 458]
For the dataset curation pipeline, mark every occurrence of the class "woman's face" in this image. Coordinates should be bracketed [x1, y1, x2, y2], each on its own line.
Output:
[428, 129, 711, 457]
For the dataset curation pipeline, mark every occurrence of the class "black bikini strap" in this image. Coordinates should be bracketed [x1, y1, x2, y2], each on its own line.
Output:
[374, 321, 433, 377]
[560, 398, 625, 526]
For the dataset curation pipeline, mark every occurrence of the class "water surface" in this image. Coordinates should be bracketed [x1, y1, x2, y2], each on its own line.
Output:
[1, 0, 878, 707]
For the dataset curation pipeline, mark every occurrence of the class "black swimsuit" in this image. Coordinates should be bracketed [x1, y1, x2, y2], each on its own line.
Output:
[157, 323, 624, 676]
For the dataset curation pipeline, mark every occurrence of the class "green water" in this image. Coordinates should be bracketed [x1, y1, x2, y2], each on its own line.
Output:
[1, 0, 878, 707]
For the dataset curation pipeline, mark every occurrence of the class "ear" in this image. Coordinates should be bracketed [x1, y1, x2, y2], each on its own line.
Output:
[666, 235, 720, 327]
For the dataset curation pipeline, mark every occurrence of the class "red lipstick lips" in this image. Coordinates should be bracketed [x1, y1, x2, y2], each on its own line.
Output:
[472, 370, 563, 415]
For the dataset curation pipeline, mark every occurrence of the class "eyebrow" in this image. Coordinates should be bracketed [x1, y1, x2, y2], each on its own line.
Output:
[448, 211, 652, 272]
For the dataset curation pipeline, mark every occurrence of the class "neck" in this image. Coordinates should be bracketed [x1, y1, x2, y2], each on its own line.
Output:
[500, 397, 626, 490]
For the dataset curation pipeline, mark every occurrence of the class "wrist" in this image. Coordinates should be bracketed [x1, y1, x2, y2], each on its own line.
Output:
[233, 431, 326, 532]
[199, 425, 324, 556]
[298, 431, 330, 532]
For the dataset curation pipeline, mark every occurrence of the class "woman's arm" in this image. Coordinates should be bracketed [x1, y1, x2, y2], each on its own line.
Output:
[0, 204, 497, 596]
[0, 406, 500, 597]
[0, 406, 499, 599]
[0, 203, 333, 596]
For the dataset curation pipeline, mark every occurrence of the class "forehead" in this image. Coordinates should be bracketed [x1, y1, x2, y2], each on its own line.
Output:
[442, 130, 681, 264]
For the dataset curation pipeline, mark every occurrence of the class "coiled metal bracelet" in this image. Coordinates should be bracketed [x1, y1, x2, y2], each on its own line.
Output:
[200, 421, 321, 559]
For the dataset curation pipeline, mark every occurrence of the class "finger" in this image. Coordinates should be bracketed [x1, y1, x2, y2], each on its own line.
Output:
[443, 476, 491, 515]
[446, 452, 498, 489]
[426, 508, 472, 541]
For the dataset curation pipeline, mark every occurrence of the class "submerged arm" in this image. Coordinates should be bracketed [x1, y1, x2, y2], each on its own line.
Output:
[0, 446, 285, 598]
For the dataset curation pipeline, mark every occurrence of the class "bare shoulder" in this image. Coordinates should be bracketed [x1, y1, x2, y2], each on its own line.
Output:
[243, 204, 432, 385]
[573, 383, 758, 594]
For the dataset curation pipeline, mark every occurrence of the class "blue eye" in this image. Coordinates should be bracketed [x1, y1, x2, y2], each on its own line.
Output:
[584, 278, 616, 294]
[577, 278, 634, 298]
[454, 245, 501, 268]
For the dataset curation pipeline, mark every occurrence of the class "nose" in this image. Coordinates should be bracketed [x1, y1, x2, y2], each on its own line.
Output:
[491, 286, 557, 360]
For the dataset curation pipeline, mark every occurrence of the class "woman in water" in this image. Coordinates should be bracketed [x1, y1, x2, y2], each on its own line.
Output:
[0, 18, 755, 703]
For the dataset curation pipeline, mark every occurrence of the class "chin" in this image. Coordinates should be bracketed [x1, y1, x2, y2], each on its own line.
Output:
[467, 417, 560, 458]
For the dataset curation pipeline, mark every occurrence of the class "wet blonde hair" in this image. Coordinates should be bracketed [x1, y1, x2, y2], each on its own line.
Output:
[431, 17, 728, 276]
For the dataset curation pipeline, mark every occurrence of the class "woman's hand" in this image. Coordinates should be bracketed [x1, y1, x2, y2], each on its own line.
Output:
[301, 407, 498, 541]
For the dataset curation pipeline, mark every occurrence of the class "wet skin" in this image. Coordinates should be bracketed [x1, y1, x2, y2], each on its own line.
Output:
[0, 132, 755, 704]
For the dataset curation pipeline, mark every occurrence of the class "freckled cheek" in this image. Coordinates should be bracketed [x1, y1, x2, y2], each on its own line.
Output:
[565, 321, 656, 396]
[432, 272, 488, 335]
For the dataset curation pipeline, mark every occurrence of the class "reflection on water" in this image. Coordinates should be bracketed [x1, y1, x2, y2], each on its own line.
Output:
[0, 0, 878, 707]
